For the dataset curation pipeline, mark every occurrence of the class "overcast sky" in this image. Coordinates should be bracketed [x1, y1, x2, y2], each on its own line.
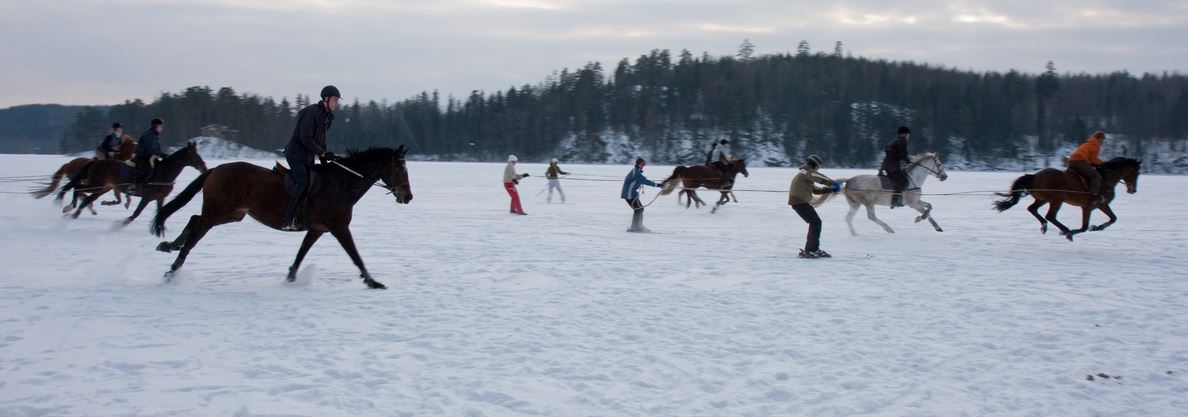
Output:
[2, 0, 1186, 109]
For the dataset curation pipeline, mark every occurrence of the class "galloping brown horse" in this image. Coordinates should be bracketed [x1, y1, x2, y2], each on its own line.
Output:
[151, 146, 413, 289]
[993, 157, 1141, 241]
[658, 157, 749, 211]
[31, 136, 137, 213]
[55, 142, 208, 222]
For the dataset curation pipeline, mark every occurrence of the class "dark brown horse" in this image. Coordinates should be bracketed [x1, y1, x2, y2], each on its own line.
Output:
[658, 157, 749, 212]
[55, 142, 208, 222]
[151, 146, 413, 289]
[993, 157, 1141, 241]
[31, 136, 137, 213]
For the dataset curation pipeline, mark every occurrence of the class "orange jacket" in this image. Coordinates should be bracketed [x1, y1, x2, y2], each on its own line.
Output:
[1068, 137, 1103, 165]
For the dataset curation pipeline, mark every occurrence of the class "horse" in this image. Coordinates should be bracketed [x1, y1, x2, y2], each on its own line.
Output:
[822, 153, 949, 235]
[658, 157, 749, 212]
[150, 146, 413, 289]
[992, 157, 1140, 241]
[31, 135, 137, 214]
[55, 142, 208, 222]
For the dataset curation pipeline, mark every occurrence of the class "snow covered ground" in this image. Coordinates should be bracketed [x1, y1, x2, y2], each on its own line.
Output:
[1, 154, 1185, 417]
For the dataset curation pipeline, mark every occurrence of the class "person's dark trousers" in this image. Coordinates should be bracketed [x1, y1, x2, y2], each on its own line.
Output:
[283, 156, 311, 228]
[133, 156, 152, 183]
[888, 169, 908, 207]
[791, 202, 822, 252]
[626, 197, 644, 229]
[1068, 160, 1101, 198]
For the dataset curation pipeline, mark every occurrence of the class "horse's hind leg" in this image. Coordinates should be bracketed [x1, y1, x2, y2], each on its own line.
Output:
[1027, 200, 1048, 234]
[72, 190, 108, 219]
[1043, 202, 1073, 240]
[1090, 205, 1118, 231]
[1066, 206, 1093, 240]
[865, 203, 895, 233]
[158, 215, 200, 253]
[288, 231, 325, 282]
[164, 217, 215, 279]
[124, 197, 152, 225]
[845, 200, 860, 236]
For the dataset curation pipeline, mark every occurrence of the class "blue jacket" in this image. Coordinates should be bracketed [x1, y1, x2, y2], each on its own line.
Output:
[621, 166, 659, 199]
[135, 128, 165, 158]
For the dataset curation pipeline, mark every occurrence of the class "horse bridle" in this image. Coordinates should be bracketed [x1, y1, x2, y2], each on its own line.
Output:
[904, 155, 944, 189]
[332, 159, 408, 195]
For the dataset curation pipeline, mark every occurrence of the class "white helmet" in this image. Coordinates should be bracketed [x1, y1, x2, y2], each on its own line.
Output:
[508, 155, 518, 162]
[550, 158, 559, 164]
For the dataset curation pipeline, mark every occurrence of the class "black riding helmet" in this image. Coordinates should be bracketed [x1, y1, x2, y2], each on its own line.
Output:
[806, 154, 822, 168]
[898, 126, 911, 135]
[321, 85, 341, 99]
[112, 122, 123, 129]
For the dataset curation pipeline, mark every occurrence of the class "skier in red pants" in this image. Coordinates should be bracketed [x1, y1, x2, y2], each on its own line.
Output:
[503, 154, 529, 215]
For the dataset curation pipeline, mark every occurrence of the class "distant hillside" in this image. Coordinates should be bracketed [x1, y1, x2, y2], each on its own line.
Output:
[0, 104, 98, 153]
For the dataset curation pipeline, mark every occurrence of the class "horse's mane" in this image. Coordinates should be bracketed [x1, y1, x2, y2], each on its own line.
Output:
[909, 152, 937, 163]
[1102, 157, 1141, 169]
[343, 147, 404, 162]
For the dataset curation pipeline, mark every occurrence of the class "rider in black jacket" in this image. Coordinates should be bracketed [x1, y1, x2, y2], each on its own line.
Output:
[282, 85, 342, 230]
[881, 126, 911, 208]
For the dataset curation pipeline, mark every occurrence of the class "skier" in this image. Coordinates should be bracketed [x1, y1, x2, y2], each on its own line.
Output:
[1067, 131, 1107, 204]
[96, 122, 124, 160]
[789, 155, 841, 258]
[621, 157, 664, 233]
[880, 126, 911, 208]
[544, 158, 568, 203]
[282, 85, 342, 230]
[503, 155, 529, 215]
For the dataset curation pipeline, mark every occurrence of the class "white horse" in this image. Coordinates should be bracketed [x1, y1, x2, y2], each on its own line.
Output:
[818, 153, 949, 235]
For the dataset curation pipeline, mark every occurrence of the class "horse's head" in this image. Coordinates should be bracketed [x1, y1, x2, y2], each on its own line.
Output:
[172, 142, 209, 173]
[1103, 157, 1141, 194]
[729, 156, 749, 178]
[382, 145, 413, 204]
[913, 153, 947, 182]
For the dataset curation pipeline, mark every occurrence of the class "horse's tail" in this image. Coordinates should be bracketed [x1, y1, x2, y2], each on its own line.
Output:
[152, 170, 211, 237]
[993, 174, 1034, 212]
[31, 164, 69, 199]
[658, 166, 684, 196]
[53, 162, 92, 203]
[810, 178, 846, 208]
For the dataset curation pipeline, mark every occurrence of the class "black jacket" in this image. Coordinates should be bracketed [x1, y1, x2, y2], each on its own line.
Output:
[100, 133, 121, 153]
[881, 136, 909, 173]
[135, 128, 165, 158]
[284, 102, 334, 165]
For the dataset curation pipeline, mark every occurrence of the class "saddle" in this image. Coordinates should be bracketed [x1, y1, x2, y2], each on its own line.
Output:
[272, 162, 322, 196]
[875, 172, 897, 191]
[1063, 165, 1104, 190]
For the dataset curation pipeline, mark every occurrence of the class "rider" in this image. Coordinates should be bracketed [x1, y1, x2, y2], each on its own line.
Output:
[133, 118, 167, 189]
[1068, 131, 1106, 204]
[282, 85, 342, 231]
[97, 122, 124, 160]
[706, 138, 733, 186]
[545, 158, 568, 203]
[621, 157, 664, 233]
[503, 155, 529, 215]
[789, 155, 841, 258]
[881, 126, 912, 208]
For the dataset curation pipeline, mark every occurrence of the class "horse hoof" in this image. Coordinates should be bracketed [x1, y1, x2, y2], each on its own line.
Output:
[163, 270, 175, 282]
[364, 279, 387, 289]
[914, 216, 924, 223]
[156, 242, 172, 253]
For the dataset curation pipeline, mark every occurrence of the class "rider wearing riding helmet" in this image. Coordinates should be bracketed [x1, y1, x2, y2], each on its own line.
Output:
[1067, 131, 1107, 204]
[282, 85, 341, 231]
[881, 126, 912, 208]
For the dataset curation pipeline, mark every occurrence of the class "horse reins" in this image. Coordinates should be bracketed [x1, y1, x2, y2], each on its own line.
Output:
[332, 160, 406, 195]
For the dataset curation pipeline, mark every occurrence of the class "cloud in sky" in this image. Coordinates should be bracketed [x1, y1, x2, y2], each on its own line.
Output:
[1, 0, 1186, 108]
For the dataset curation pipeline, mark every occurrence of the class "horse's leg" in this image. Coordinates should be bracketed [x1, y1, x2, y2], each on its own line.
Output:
[102, 189, 121, 206]
[730, 191, 738, 203]
[287, 231, 325, 282]
[164, 217, 217, 279]
[72, 189, 108, 219]
[158, 215, 199, 253]
[124, 197, 152, 225]
[711, 192, 728, 213]
[1065, 205, 1093, 240]
[329, 227, 386, 289]
[865, 202, 895, 233]
[1090, 205, 1118, 231]
[1026, 200, 1048, 234]
[910, 199, 943, 232]
[845, 200, 860, 236]
[1043, 202, 1073, 240]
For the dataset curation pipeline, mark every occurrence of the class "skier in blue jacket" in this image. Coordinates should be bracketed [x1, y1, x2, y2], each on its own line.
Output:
[621, 157, 664, 233]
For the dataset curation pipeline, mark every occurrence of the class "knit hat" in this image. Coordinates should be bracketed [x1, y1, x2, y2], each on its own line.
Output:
[112, 122, 123, 129]
[550, 158, 559, 164]
[508, 155, 518, 162]
[806, 154, 822, 168]
[897, 126, 911, 135]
